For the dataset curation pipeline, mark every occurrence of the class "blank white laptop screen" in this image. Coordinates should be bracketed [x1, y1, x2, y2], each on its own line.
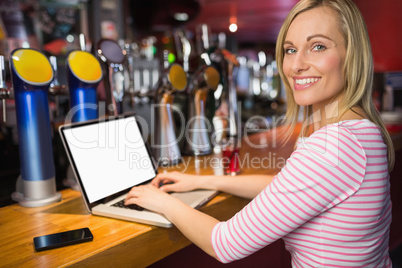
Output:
[62, 116, 156, 203]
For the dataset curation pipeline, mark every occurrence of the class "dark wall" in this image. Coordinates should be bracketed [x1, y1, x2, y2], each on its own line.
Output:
[355, 0, 402, 72]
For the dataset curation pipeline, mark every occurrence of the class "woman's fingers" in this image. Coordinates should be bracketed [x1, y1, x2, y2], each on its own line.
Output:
[152, 172, 177, 186]
[125, 185, 143, 203]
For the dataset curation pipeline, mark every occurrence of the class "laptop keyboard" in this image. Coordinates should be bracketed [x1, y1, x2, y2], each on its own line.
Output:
[112, 200, 144, 211]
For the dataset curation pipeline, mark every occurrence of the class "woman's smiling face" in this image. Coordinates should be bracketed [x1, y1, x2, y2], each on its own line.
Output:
[282, 6, 347, 110]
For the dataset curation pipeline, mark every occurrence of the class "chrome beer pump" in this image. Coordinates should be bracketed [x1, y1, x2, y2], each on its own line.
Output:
[183, 65, 220, 155]
[9, 48, 62, 207]
[48, 56, 68, 119]
[97, 39, 129, 116]
[207, 45, 241, 164]
[224, 50, 241, 142]
[214, 48, 241, 175]
[0, 56, 11, 123]
[152, 51, 188, 165]
[173, 28, 221, 155]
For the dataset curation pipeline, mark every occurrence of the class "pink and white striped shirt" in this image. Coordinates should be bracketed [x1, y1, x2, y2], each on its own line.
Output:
[212, 119, 392, 267]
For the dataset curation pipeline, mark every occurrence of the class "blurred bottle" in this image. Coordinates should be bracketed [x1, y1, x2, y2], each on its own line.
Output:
[383, 80, 394, 111]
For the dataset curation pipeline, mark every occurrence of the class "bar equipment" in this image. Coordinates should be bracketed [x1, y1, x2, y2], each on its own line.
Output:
[183, 65, 220, 155]
[97, 38, 129, 115]
[152, 56, 187, 165]
[129, 38, 160, 104]
[195, 24, 212, 56]
[62, 50, 103, 191]
[66, 50, 102, 122]
[224, 49, 241, 139]
[122, 42, 137, 104]
[207, 47, 241, 175]
[48, 56, 68, 119]
[175, 29, 192, 73]
[49, 56, 65, 94]
[0, 55, 11, 123]
[222, 136, 241, 175]
[224, 49, 241, 175]
[10, 48, 61, 207]
[206, 47, 238, 139]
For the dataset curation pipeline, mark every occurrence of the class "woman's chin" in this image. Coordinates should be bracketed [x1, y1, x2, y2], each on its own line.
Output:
[294, 98, 313, 107]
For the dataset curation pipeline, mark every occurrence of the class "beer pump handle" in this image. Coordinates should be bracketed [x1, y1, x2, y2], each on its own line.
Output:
[0, 55, 10, 123]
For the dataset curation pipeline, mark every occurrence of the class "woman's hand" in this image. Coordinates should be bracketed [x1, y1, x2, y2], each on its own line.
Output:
[124, 184, 175, 214]
[125, 181, 219, 261]
[151, 171, 202, 193]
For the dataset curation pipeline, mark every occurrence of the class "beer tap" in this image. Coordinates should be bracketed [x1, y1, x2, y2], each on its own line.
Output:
[207, 48, 241, 174]
[0, 56, 11, 123]
[207, 46, 240, 150]
[176, 30, 192, 73]
[10, 48, 61, 207]
[63, 50, 103, 191]
[48, 56, 68, 119]
[223, 49, 241, 140]
[183, 65, 220, 155]
[152, 51, 187, 166]
[97, 39, 129, 116]
[66, 50, 102, 123]
[79, 33, 87, 52]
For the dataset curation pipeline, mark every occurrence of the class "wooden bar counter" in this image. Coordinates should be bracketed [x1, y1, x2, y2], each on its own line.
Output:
[1, 124, 401, 267]
[0, 125, 298, 268]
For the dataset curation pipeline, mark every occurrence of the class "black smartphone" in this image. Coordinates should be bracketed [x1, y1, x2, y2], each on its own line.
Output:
[33, 227, 93, 252]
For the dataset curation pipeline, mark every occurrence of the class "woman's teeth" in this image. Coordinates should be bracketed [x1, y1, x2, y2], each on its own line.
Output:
[295, 78, 319, 85]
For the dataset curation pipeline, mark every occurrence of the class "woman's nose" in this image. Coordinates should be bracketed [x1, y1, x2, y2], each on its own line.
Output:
[292, 52, 309, 73]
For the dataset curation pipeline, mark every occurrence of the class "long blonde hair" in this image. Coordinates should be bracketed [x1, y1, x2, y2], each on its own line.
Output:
[276, 0, 394, 172]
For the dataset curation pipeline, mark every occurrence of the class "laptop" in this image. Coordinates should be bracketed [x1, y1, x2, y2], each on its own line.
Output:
[59, 114, 217, 228]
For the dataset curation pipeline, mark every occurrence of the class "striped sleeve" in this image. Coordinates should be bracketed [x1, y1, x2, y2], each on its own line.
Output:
[211, 124, 367, 263]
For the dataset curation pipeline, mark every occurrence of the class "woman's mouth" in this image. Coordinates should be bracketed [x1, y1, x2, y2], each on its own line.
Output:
[294, 77, 320, 90]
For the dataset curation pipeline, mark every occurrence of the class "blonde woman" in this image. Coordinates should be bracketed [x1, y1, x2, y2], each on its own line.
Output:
[125, 0, 394, 266]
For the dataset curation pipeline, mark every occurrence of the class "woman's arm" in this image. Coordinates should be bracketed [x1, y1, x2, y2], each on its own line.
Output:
[125, 185, 219, 259]
[164, 196, 219, 259]
[153, 172, 274, 199]
[201, 174, 274, 199]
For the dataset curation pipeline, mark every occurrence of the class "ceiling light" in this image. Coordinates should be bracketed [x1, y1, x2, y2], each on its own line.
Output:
[229, 23, 238, 33]
[174, 12, 189, 21]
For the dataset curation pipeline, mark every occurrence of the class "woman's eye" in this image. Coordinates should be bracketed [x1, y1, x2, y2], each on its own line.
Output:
[313, 44, 326, 51]
[285, 48, 296, 54]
